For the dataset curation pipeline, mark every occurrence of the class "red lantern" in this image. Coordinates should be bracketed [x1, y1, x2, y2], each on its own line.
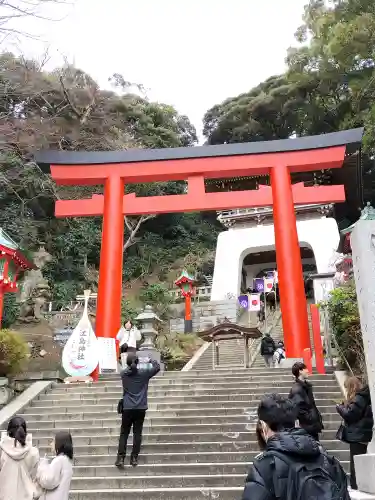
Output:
[174, 270, 195, 333]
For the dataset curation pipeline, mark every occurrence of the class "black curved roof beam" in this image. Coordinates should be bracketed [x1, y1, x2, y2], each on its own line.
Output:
[35, 128, 364, 173]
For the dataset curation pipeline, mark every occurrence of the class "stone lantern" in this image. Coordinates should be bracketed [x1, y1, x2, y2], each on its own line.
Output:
[136, 305, 162, 366]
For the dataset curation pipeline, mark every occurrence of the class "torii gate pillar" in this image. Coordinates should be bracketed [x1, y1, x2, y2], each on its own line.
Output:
[96, 175, 124, 343]
[271, 164, 311, 356]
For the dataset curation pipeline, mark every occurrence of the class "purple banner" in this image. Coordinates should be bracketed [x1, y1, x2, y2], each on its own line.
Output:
[254, 278, 264, 292]
[238, 295, 249, 309]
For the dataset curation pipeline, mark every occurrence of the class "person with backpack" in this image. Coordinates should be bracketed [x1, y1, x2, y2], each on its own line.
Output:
[241, 393, 350, 500]
[0, 416, 40, 500]
[36, 431, 73, 500]
[273, 340, 286, 368]
[260, 333, 276, 367]
[336, 376, 373, 490]
[115, 352, 160, 468]
[289, 361, 324, 440]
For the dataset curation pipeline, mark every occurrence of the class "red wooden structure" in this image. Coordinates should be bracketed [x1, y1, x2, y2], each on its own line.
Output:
[0, 229, 35, 327]
[36, 128, 363, 377]
[175, 270, 195, 333]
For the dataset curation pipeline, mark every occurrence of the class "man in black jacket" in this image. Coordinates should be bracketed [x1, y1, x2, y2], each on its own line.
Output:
[260, 333, 276, 367]
[289, 361, 323, 440]
[241, 393, 349, 500]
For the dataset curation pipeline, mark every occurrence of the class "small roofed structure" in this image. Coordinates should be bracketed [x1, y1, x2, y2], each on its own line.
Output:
[199, 320, 262, 370]
[0, 228, 36, 326]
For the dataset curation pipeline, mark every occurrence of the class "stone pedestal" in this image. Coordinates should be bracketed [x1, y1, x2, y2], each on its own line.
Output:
[351, 220, 375, 493]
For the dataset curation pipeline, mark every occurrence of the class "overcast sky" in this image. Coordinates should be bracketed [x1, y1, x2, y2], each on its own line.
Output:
[5, 0, 308, 140]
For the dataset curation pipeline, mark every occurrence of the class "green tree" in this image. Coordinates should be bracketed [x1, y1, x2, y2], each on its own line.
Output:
[0, 52, 214, 311]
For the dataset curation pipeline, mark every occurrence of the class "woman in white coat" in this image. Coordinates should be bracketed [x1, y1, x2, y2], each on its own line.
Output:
[37, 431, 73, 500]
[0, 416, 40, 500]
[116, 320, 141, 355]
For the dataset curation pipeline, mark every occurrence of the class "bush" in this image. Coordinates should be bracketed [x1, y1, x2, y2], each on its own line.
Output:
[157, 331, 203, 371]
[139, 283, 172, 319]
[0, 329, 29, 377]
[324, 281, 365, 374]
[2, 294, 20, 329]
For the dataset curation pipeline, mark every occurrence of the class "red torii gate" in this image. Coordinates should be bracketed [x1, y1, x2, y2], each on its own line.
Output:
[35, 128, 363, 369]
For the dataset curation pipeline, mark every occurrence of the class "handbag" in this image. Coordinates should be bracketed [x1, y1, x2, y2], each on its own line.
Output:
[336, 421, 347, 442]
[117, 399, 123, 414]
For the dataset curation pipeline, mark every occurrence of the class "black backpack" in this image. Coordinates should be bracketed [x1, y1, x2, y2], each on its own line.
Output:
[269, 450, 350, 500]
[262, 338, 274, 354]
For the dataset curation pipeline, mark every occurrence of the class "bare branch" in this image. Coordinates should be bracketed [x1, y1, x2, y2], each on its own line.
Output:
[123, 214, 156, 251]
[59, 74, 82, 119]
[0, 0, 71, 42]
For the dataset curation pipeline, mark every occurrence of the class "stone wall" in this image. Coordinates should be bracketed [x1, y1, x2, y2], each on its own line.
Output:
[169, 300, 238, 333]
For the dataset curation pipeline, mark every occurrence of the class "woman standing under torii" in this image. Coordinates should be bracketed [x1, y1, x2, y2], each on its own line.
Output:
[116, 320, 141, 365]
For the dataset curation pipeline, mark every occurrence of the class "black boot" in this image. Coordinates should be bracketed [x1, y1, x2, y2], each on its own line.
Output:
[115, 454, 125, 468]
[130, 455, 138, 467]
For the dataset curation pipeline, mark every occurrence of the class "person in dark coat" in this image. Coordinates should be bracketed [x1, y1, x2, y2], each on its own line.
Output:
[289, 362, 323, 440]
[241, 393, 349, 500]
[115, 353, 160, 468]
[336, 376, 373, 490]
[260, 333, 276, 367]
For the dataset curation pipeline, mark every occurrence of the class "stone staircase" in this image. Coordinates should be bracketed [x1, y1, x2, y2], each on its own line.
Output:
[193, 308, 279, 371]
[14, 365, 348, 500]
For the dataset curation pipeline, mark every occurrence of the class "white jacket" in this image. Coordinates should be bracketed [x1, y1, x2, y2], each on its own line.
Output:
[116, 326, 141, 349]
[0, 434, 40, 500]
[37, 454, 73, 500]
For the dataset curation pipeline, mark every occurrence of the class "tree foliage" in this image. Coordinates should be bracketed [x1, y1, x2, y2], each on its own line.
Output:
[203, 0, 375, 156]
[323, 280, 365, 375]
[0, 52, 220, 308]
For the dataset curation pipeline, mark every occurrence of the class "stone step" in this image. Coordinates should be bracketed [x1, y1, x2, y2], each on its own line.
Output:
[32, 431, 263, 445]
[72, 462, 251, 477]
[40, 380, 339, 400]
[36, 439, 348, 457]
[70, 460, 349, 478]
[49, 379, 339, 394]
[95, 369, 332, 380]
[70, 448, 350, 466]
[26, 396, 341, 413]
[31, 419, 343, 438]
[32, 429, 345, 446]
[86, 374, 334, 387]
[33, 387, 342, 404]
[38, 386, 340, 402]
[70, 473, 246, 489]
[23, 409, 340, 425]
[69, 486, 243, 500]
[30, 414, 342, 434]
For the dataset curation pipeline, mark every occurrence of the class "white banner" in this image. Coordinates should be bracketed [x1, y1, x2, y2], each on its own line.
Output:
[62, 290, 100, 377]
[98, 337, 118, 374]
[264, 278, 274, 292]
[249, 293, 261, 312]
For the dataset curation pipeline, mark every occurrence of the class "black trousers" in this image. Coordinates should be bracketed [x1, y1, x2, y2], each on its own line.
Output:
[117, 409, 146, 458]
[349, 442, 367, 490]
